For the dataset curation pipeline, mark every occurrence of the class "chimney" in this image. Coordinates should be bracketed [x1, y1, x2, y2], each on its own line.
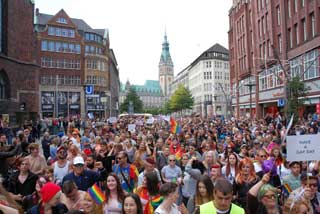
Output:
[36, 8, 39, 16]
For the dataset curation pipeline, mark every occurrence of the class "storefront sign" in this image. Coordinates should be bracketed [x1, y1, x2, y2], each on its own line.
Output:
[317, 103, 320, 114]
[287, 134, 320, 161]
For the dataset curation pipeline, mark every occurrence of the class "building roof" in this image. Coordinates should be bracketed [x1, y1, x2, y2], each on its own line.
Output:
[35, 12, 104, 35]
[159, 32, 173, 66]
[121, 80, 163, 95]
[190, 43, 229, 67]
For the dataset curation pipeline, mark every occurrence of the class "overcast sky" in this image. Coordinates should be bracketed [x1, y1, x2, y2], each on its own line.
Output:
[35, 0, 232, 85]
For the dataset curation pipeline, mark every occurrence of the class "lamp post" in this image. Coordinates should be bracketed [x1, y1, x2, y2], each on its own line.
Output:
[245, 80, 256, 120]
[82, 82, 87, 119]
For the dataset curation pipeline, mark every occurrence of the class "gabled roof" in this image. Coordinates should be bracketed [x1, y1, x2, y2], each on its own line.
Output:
[35, 12, 104, 35]
[206, 43, 229, 55]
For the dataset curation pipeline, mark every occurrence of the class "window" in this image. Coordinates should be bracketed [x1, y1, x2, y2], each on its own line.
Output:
[56, 17, 68, 24]
[294, 0, 298, 12]
[48, 26, 55, 35]
[41, 40, 48, 51]
[288, 0, 291, 18]
[295, 24, 299, 45]
[302, 18, 307, 41]
[276, 6, 281, 25]
[278, 34, 282, 53]
[290, 56, 302, 77]
[288, 28, 293, 48]
[301, 0, 305, 7]
[41, 57, 81, 70]
[304, 50, 319, 80]
[0, 72, 9, 99]
[48, 41, 54, 51]
[311, 13, 315, 38]
[48, 26, 75, 38]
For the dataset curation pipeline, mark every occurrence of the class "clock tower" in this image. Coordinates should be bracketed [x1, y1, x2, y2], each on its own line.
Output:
[159, 32, 174, 97]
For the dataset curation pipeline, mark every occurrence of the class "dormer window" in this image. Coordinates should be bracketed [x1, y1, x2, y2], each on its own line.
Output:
[56, 17, 68, 24]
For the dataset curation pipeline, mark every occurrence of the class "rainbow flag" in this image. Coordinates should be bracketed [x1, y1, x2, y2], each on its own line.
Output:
[88, 183, 106, 204]
[175, 150, 182, 160]
[130, 164, 139, 180]
[144, 194, 163, 214]
[170, 117, 181, 134]
[283, 183, 292, 195]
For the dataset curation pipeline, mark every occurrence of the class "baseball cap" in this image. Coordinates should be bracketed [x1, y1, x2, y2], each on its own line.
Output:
[73, 156, 84, 165]
[145, 157, 156, 165]
[57, 145, 66, 153]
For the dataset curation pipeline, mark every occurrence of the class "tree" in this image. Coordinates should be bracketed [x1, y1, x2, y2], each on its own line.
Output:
[169, 85, 194, 113]
[287, 76, 310, 122]
[120, 87, 143, 113]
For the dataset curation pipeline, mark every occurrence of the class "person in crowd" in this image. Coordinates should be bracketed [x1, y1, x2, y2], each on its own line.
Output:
[135, 171, 162, 213]
[137, 157, 161, 186]
[182, 158, 206, 206]
[29, 182, 68, 214]
[247, 172, 282, 214]
[0, 137, 20, 177]
[187, 175, 214, 214]
[62, 156, 100, 191]
[22, 176, 48, 212]
[180, 154, 189, 173]
[103, 173, 125, 214]
[187, 143, 202, 160]
[154, 182, 188, 214]
[221, 152, 239, 184]
[156, 145, 170, 171]
[122, 193, 143, 214]
[202, 151, 216, 176]
[0, 182, 23, 214]
[41, 132, 51, 160]
[52, 145, 71, 185]
[124, 138, 136, 164]
[283, 198, 312, 214]
[288, 173, 320, 214]
[67, 144, 81, 163]
[237, 144, 248, 160]
[210, 164, 222, 186]
[254, 149, 268, 177]
[25, 143, 47, 175]
[161, 155, 182, 183]
[7, 157, 38, 203]
[133, 140, 152, 172]
[60, 180, 87, 210]
[269, 145, 284, 169]
[282, 161, 302, 197]
[113, 151, 139, 192]
[199, 178, 244, 214]
[233, 157, 259, 209]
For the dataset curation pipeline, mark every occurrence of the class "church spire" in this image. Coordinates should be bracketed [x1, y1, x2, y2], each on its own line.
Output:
[159, 31, 173, 66]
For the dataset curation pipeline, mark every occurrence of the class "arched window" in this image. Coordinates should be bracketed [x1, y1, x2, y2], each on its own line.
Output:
[0, 71, 10, 99]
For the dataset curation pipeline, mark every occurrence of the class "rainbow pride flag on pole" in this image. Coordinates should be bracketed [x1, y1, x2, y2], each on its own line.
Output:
[170, 117, 181, 134]
[88, 183, 106, 204]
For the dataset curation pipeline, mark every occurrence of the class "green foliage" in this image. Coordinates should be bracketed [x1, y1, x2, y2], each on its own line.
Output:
[120, 87, 143, 113]
[287, 76, 310, 122]
[144, 108, 161, 115]
[169, 85, 194, 112]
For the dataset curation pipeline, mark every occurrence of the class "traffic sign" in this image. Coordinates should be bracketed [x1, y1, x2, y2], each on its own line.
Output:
[85, 85, 94, 95]
[277, 99, 285, 107]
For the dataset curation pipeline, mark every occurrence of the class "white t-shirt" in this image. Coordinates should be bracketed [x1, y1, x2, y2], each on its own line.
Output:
[154, 203, 181, 214]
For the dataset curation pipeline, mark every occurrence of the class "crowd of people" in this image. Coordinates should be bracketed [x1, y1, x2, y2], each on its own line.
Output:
[0, 112, 318, 214]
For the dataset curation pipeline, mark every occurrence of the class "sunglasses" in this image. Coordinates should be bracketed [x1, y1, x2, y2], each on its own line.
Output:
[169, 160, 176, 162]
[117, 157, 123, 160]
[74, 164, 84, 167]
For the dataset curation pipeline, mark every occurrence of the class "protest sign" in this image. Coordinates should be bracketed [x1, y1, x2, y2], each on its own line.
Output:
[146, 117, 154, 124]
[108, 117, 117, 124]
[128, 124, 136, 132]
[286, 134, 320, 161]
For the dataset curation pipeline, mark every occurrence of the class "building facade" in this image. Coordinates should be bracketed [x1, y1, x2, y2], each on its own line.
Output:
[35, 9, 119, 119]
[0, 0, 39, 123]
[188, 44, 230, 117]
[169, 66, 190, 96]
[159, 32, 174, 97]
[120, 80, 165, 109]
[229, 0, 320, 119]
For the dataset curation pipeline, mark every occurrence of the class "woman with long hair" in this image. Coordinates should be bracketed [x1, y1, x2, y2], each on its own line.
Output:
[79, 192, 103, 214]
[269, 145, 284, 168]
[202, 151, 216, 176]
[133, 141, 152, 172]
[103, 173, 125, 214]
[233, 157, 259, 209]
[186, 175, 214, 214]
[247, 172, 282, 214]
[222, 153, 239, 184]
[122, 193, 143, 214]
[135, 171, 162, 214]
[283, 198, 311, 214]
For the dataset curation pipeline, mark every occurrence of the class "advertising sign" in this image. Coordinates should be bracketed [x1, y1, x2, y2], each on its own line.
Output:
[287, 134, 320, 161]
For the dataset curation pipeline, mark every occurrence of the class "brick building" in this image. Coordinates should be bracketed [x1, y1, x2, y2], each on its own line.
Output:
[35, 9, 119, 118]
[0, 0, 39, 123]
[229, 0, 320, 119]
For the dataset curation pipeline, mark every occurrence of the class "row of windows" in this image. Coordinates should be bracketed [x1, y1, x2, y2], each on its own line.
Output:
[41, 57, 81, 70]
[203, 61, 229, 69]
[86, 75, 107, 86]
[56, 17, 68, 24]
[290, 49, 319, 80]
[259, 66, 284, 91]
[239, 76, 256, 95]
[41, 40, 81, 54]
[86, 59, 107, 71]
[288, 13, 316, 49]
[288, 0, 306, 18]
[85, 33, 103, 44]
[85, 45, 103, 55]
[40, 75, 81, 85]
[48, 26, 75, 38]
[204, 72, 212, 80]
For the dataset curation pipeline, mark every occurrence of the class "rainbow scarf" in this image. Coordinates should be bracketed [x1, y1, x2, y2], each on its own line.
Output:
[87, 183, 106, 204]
[175, 150, 182, 161]
[170, 117, 181, 134]
[140, 189, 163, 214]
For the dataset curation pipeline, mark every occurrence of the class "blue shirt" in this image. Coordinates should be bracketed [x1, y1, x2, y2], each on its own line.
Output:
[113, 164, 135, 192]
[62, 170, 100, 191]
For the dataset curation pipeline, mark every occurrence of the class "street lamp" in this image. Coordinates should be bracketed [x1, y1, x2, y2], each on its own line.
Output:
[82, 81, 88, 119]
[245, 80, 256, 120]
